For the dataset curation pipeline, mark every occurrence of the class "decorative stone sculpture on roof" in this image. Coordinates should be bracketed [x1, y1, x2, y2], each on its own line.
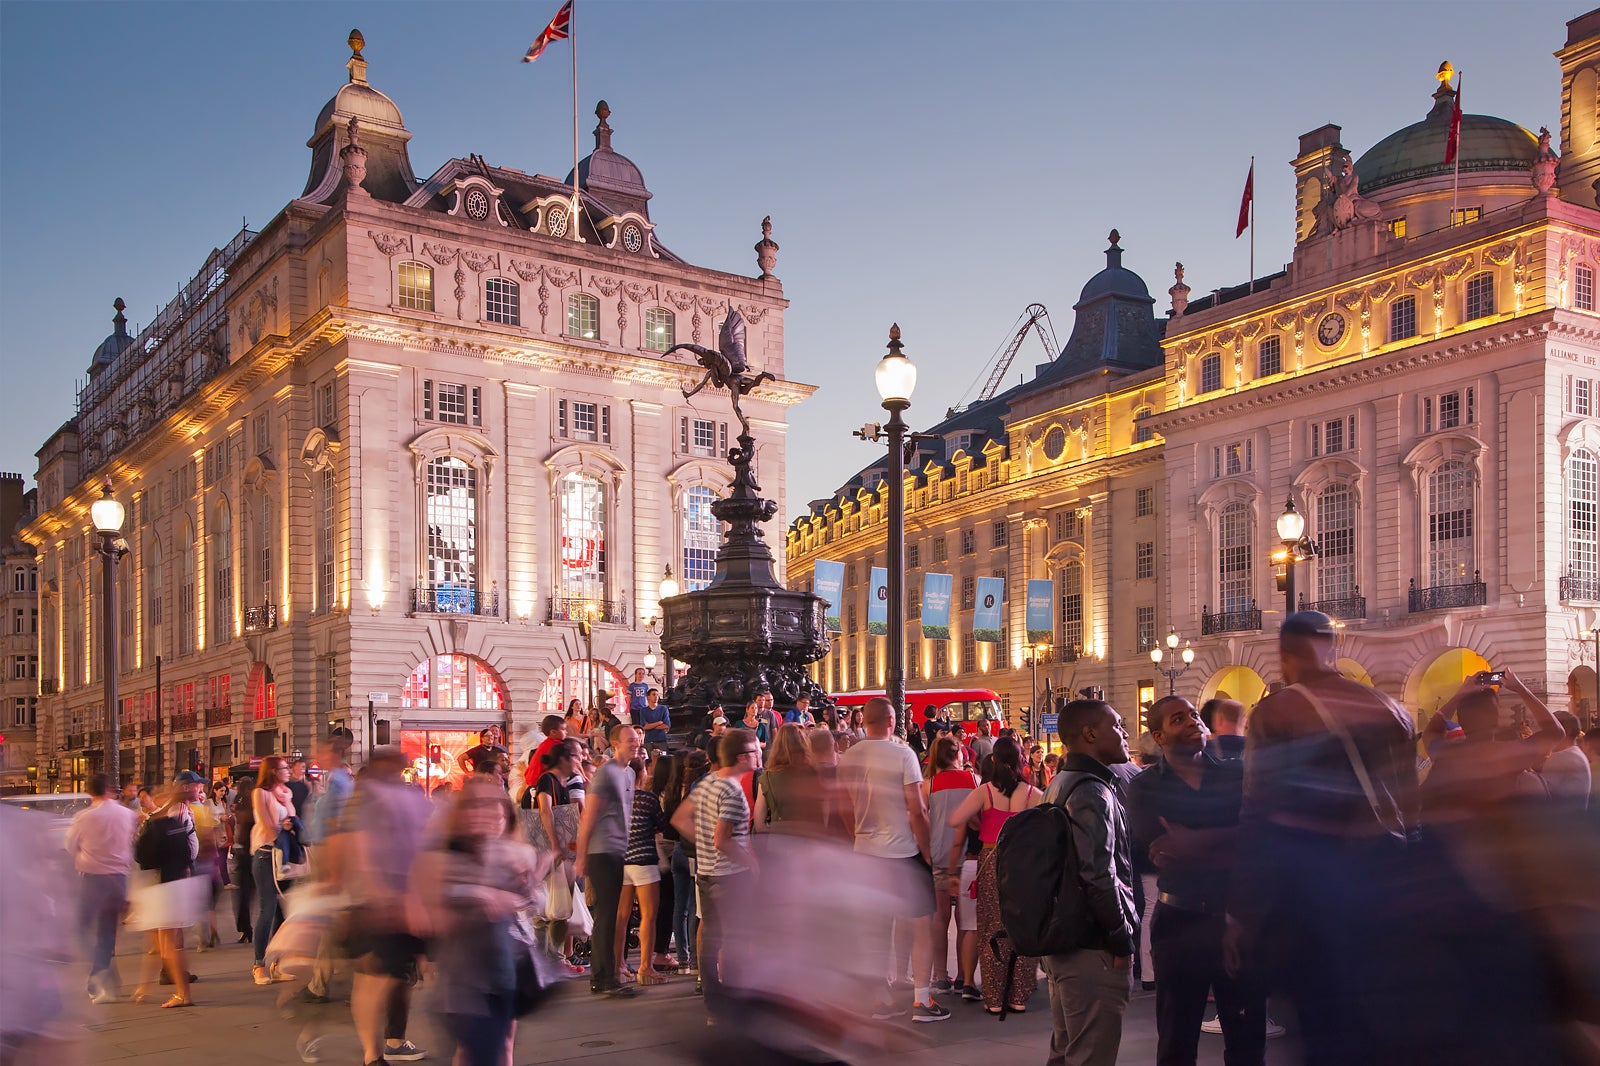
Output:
[1532, 126, 1559, 195]
[755, 216, 779, 279]
[1312, 149, 1381, 237]
[665, 307, 775, 438]
[341, 117, 369, 197]
[1169, 262, 1190, 317]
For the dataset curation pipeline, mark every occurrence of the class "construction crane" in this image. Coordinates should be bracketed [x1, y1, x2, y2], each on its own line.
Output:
[950, 304, 1059, 415]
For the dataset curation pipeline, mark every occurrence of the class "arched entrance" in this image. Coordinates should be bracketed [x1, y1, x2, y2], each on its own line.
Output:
[398, 654, 508, 794]
[540, 660, 626, 716]
[1407, 647, 1491, 725]
[1568, 665, 1597, 730]
[1199, 665, 1268, 712]
[1337, 658, 1374, 688]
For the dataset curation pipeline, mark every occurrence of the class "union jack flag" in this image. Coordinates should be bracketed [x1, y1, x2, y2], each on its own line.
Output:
[523, 1, 572, 63]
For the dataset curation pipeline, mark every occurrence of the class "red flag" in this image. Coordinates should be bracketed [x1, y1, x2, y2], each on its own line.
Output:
[1445, 73, 1463, 164]
[1235, 161, 1253, 238]
[522, 0, 572, 63]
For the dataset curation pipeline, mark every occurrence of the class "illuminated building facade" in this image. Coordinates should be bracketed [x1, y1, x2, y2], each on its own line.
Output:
[1, 475, 39, 793]
[21, 34, 806, 788]
[790, 14, 1600, 730]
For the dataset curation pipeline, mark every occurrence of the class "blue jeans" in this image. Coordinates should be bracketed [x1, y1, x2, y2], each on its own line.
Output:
[251, 847, 282, 965]
[443, 994, 514, 1066]
[670, 847, 697, 965]
[79, 872, 127, 991]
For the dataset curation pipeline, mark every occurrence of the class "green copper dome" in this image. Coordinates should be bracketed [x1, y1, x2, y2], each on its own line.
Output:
[1354, 82, 1537, 194]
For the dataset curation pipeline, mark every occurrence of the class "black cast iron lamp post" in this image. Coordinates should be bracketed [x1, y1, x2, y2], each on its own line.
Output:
[658, 566, 680, 694]
[1276, 496, 1317, 615]
[91, 481, 128, 789]
[875, 325, 916, 739]
[1149, 627, 1195, 696]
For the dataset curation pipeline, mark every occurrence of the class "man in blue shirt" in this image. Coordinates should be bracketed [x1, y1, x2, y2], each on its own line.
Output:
[626, 668, 651, 727]
[637, 688, 671, 754]
[784, 694, 815, 726]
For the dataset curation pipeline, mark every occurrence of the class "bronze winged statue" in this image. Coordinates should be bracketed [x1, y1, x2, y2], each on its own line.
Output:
[664, 305, 774, 437]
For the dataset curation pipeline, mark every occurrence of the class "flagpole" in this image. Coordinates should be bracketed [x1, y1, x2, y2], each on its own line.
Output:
[570, 0, 581, 232]
[1451, 73, 1461, 224]
[1248, 155, 1255, 295]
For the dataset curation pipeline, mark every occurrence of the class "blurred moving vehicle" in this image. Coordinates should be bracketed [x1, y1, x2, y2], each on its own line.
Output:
[830, 688, 1004, 738]
[0, 792, 94, 848]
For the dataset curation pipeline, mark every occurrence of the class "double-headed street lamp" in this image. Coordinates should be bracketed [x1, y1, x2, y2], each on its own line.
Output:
[647, 565, 682, 693]
[854, 325, 917, 738]
[90, 481, 128, 788]
[1275, 496, 1319, 615]
[1150, 627, 1195, 696]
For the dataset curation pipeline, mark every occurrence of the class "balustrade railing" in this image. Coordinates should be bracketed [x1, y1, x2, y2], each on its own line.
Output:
[1201, 601, 1262, 635]
[1408, 573, 1487, 613]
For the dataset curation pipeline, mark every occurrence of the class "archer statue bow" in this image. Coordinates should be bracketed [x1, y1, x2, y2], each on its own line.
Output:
[664, 305, 774, 438]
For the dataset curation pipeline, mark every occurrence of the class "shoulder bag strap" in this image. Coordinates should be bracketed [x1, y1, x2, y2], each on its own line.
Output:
[1290, 683, 1389, 831]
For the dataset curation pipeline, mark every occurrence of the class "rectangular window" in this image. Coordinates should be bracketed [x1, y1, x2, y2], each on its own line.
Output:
[907, 543, 921, 569]
[961, 633, 977, 675]
[1450, 207, 1483, 227]
[933, 537, 948, 563]
[1135, 486, 1154, 518]
[644, 308, 675, 352]
[908, 585, 921, 617]
[435, 382, 469, 424]
[1438, 390, 1462, 430]
[1464, 273, 1495, 321]
[1224, 442, 1246, 476]
[691, 418, 717, 457]
[1135, 541, 1154, 580]
[1257, 336, 1282, 378]
[1200, 354, 1223, 394]
[251, 414, 270, 458]
[1387, 217, 1407, 239]
[960, 529, 976, 555]
[961, 575, 975, 610]
[1577, 377, 1594, 418]
[1390, 295, 1418, 342]
[571, 401, 598, 442]
[1058, 564, 1084, 653]
[557, 399, 567, 437]
[484, 278, 520, 325]
[1217, 505, 1254, 614]
[1055, 510, 1080, 541]
[398, 262, 434, 311]
[1136, 605, 1156, 651]
[317, 466, 336, 614]
[601, 405, 611, 444]
[1316, 483, 1359, 600]
[1577, 265, 1595, 312]
[683, 487, 719, 591]
[992, 520, 1008, 547]
[317, 381, 336, 429]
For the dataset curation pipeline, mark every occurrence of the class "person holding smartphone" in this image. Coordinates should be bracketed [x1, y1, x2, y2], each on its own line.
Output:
[1421, 668, 1565, 822]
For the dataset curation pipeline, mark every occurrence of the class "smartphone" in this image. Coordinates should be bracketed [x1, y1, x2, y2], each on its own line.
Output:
[1478, 670, 1505, 685]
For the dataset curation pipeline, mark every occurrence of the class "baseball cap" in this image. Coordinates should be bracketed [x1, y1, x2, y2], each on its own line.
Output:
[1280, 610, 1337, 638]
[174, 770, 205, 785]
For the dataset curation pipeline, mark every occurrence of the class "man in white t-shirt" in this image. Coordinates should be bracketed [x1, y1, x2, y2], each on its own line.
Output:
[836, 697, 948, 1022]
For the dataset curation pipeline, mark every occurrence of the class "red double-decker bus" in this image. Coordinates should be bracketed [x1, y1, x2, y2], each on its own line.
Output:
[830, 687, 1004, 738]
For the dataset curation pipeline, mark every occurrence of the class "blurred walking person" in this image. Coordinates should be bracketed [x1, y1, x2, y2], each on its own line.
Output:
[129, 781, 203, 1008]
[66, 772, 139, 1002]
[665, 749, 710, 977]
[231, 776, 257, 943]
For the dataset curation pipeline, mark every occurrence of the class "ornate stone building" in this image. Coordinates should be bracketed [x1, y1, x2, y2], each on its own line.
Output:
[22, 33, 808, 791]
[789, 13, 1600, 732]
[1, 474, 39, 793]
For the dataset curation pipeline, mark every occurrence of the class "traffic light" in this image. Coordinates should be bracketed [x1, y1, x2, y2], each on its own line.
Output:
[428, 743, 442, 764]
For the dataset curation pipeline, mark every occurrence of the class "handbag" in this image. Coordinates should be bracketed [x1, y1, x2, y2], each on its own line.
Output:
[509, 912, 559, 1016]
[543, 864, 575, 923]
[274, 829, 311, 882]
[567, 886, 594, 938]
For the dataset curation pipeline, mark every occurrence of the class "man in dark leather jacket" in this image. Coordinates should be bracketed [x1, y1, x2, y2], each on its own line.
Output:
[1040, 698, 1139, 1066]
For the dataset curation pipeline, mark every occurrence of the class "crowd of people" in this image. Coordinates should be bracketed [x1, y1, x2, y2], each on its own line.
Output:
[13, 610, 1600, 1066]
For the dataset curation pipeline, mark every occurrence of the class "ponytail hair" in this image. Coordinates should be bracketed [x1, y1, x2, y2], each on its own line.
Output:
[990, 736, 1025, 797]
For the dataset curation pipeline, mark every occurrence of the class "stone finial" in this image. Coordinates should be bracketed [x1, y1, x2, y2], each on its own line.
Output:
[1532, 126, 1560, 196]
[594, 100, 613, 151]
[347, 28, 368, 85]
[755, 215, 780, 279]
[1108, 228, 1120, 247]
[341, 117, 370, 197]
[1106, 229, 1123, 269]
[1168, 262, 1191, 317]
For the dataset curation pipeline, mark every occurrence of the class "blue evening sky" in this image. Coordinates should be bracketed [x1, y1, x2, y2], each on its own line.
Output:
[0, 1, 1569, 517]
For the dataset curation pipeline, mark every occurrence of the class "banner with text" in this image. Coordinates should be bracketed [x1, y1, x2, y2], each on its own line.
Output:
[867, 567, 889, 635]
[922, 572, 954, 640]
[1026, 579, 1054, 644]
[814, 560, 845, 634]
[973, 576, 1005, 643]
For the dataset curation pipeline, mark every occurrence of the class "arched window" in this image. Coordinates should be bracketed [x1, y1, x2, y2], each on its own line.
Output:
[1426, 460, 1475, 586]
[644, 307, 675, 352]
[1569, 448, 1599, 587]
[210, 500, 233, 646]
[484, 278, 520, 325]
[1390, 294, 1418, 341]
[566, 293, 599, 339]
[1464, 272, 1495, 322]
[1199, 353, 1223, 394]
[557, 471, 606, 603]
[1257, 336, 1282, 377]
[71, 579, 85, 686]
[1217, 502, 1253, 613]
[683, 486, 719, 591]
[146, 535, 164, 656]
[178, 519, 196, 654]
[1315, 483, 1357, 601]
[397, 262, 434, 312]
[401, 653, 506, 711]
[423, 457, 479, 612]
[316, 466, 336, 614]
[1058, 561, 1084, 653]
[1133, 407, 1155, 443]
[1576, 265, 1595, 312]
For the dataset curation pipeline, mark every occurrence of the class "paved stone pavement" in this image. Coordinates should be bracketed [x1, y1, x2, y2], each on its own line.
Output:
[61, 937, 1301, 1066]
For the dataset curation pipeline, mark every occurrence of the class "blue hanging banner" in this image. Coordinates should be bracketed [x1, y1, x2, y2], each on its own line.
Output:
[922, 572, 954, 640]
[1026, 579, 1054, 644]
[973, 576, 1005, 643]
[814, 560, 845, 634]
[867, 566, 889, 635]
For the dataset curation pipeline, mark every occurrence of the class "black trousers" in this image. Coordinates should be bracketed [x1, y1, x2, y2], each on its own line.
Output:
[586, 852, 625, 990]
[1151, 904, 1265, 1066]
[232, 846, 256, 935]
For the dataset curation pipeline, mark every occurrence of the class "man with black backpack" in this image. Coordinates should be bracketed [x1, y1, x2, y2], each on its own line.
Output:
[1039, 698, 1138, 1066]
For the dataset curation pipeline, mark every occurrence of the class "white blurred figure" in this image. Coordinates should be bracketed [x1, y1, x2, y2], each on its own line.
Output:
[0, 800, 78, 1065]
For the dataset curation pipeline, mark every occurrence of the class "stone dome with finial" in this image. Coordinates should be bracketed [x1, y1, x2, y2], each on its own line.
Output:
[1033, 230, 1163, 386]
[88, 298, 133, 377]
[1354, 63, 1538, 194]
[301, 29, 418, 204]
[565, 101, 652, 218]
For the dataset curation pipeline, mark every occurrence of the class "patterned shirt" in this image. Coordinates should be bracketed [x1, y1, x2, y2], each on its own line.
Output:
[693, 773, 751, 879]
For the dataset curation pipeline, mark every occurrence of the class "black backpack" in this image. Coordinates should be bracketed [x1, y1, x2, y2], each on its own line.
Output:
[988, 777, 1096, 1016]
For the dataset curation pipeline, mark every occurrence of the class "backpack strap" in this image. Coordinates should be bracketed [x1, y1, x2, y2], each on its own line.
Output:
[1290, 683, 1396, 835]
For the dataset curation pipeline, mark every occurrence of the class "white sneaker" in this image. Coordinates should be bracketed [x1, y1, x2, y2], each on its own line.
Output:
[89, 989, 120, 1004]
[1200, 1015, 1224, 1034]
[1266, 1018, 1287, 1038]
